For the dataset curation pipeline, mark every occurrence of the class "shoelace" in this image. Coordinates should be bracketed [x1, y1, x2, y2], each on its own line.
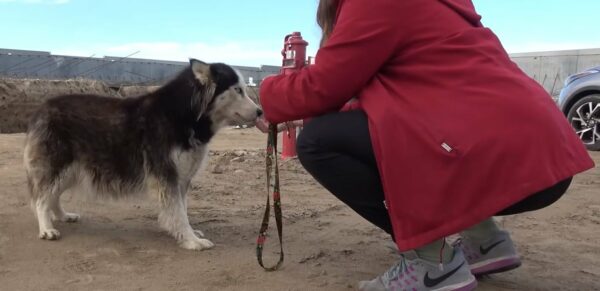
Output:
[383, 255, 422, 288]
[452, 237, 479, 262]
[383, 255, 408, 282]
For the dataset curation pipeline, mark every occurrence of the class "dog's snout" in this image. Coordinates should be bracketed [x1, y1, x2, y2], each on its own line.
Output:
[256, 108, 263, 117]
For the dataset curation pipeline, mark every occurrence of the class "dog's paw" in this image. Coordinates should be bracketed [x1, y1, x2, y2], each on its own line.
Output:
[61, 212, 80, 223]
[180, 237, 215, 251]
[39, 228, 61, 240]
[193, 229, 205, 238]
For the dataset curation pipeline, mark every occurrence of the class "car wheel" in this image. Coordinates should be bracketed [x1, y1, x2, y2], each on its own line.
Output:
[567, 94, 600, 151]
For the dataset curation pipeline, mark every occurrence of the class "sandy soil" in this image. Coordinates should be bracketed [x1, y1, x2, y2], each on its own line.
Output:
[0, 128, 598, 291]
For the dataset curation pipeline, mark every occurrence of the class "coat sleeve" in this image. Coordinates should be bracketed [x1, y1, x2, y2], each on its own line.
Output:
[259, 0, 401, 124]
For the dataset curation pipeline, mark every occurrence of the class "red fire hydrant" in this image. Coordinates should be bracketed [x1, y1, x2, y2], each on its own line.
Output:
[279, 32, 309, 160]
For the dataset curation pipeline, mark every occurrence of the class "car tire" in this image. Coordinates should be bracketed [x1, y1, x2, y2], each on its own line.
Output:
[566, 94, 600, 151]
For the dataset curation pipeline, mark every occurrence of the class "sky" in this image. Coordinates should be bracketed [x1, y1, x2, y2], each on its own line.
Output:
[1, 0, 599, 67]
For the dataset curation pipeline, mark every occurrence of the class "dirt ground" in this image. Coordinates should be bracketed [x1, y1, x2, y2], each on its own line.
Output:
[0, 128, 599, 291]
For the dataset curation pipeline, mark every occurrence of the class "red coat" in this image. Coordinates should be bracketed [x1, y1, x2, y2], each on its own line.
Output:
[260, 0, 595, 251]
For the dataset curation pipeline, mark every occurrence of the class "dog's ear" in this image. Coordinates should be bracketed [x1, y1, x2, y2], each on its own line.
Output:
[189, 59, 216, 121]
[190, 58, 211, 85]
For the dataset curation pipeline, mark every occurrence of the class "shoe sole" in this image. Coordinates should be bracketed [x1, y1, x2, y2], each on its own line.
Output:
[433, 275, 478, 291]
[453, 280, 478, 291]
[471, 256, 522, 276]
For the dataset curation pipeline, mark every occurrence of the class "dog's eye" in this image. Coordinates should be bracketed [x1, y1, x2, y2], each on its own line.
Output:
[234, 87, 243, 94]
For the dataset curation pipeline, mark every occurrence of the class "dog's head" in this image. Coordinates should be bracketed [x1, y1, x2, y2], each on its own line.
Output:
[189, 59, 262, 128]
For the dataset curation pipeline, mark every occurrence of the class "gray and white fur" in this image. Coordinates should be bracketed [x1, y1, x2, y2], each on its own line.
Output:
[23, 59, 262, 250]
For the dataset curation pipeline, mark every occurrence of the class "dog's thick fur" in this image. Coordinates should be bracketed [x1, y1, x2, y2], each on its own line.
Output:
[23, 59, 261, 250]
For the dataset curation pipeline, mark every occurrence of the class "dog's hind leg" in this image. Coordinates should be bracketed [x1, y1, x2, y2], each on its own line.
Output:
[34, 193, 61, 240]
[49, 188, 80, 223]
[25, 148, 78, 240]
[29, 171, 80, 240]
[25, 143, 60, 240]
[47, 168, 79, 223]
[157, 182, 214, 250]
[39, 169, 79, 223]
[28, 174, 61, 240]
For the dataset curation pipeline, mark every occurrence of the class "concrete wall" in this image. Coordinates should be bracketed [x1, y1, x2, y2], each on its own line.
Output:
[510, 48, 600, 98]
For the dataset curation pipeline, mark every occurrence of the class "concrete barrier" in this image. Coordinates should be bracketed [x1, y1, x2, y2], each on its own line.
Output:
[510, 48, 600, 99]
[2, 47, 600, 99]
[0, 48, 280, 87]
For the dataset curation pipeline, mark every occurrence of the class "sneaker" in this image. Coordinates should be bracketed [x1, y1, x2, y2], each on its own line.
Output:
[453, 230, 521, 276]
[358, 248, 477, 291]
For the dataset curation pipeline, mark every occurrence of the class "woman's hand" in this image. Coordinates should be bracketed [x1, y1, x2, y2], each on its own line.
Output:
[255, 117, 303, 133]
[255, 116, 271, 133]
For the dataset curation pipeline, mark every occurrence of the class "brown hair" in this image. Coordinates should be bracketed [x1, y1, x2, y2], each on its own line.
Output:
[316, 0, 338, 47]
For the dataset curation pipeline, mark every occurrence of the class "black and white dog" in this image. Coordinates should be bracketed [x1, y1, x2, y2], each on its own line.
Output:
[23, 59, 262, 250]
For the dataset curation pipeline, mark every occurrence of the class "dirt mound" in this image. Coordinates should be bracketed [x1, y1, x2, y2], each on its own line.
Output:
[0, 78, 117, 133]
[0, 78, 259, 134]
[115, 85, 160, 97]
[0, 79, 161, 133]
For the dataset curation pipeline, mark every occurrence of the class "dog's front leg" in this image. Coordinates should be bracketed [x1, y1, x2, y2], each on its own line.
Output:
[179, 180, 205, 238]
[158, 182, 214, 250]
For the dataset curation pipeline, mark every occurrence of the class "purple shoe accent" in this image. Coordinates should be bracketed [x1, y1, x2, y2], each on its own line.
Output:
[471, 257, 522, 276]
[453, 279, 477, 291]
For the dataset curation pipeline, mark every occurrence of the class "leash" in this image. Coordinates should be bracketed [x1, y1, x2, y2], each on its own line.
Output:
[256, 124, 284, 271]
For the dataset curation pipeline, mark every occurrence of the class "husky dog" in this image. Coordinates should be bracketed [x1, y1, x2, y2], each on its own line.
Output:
[23, 59, 262, 250]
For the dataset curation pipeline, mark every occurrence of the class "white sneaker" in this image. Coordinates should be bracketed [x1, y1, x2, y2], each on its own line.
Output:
[358, 248, 477, 291]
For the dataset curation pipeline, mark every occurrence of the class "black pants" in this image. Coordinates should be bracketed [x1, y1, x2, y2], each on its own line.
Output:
[297, 110, 572, 237]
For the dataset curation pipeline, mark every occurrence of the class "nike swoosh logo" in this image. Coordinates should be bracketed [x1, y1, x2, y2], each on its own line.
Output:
[480, 239, 506, 255]
[424, 262, 465, 288]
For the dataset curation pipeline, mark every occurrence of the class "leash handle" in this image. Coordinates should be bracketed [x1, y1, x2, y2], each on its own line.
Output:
[256, 123, 284, 271]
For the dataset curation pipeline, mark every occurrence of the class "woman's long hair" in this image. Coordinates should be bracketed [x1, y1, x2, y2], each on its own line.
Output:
[316, 0, 338, 47]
